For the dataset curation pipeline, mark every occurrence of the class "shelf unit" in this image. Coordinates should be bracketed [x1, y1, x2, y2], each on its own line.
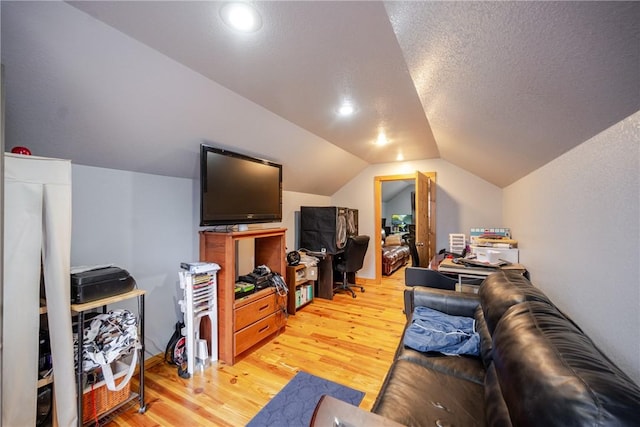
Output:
[178, 265, 219, 375]
[286, 264, 315, 314]
[199, 228, 287, 365]
[71, 289, 147, 425]
[38, 302, 56, 427]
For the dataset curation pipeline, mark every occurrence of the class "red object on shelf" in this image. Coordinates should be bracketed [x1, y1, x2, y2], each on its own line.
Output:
[10, 146, 32, 155]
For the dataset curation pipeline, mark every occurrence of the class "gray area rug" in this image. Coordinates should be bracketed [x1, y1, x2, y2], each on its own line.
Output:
[246, 371, 365, 427]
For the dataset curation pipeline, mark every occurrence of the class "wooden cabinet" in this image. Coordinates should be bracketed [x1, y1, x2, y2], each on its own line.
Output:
[286, 264, 315, 314]
[234, 288, 286, 356]
[200, 228, 287, 365]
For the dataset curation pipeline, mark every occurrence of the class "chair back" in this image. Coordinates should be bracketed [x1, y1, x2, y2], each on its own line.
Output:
[405, 237, 420, 267]
[342, 235, 370, 273]
[405, 267, 457, 290]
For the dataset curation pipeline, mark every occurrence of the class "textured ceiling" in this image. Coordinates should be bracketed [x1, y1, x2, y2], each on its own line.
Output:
[386, 1, 640, 186]
[3, 1, 639, 191]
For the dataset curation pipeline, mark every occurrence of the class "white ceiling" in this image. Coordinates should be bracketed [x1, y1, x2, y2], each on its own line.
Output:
[4, 1, 639, 192]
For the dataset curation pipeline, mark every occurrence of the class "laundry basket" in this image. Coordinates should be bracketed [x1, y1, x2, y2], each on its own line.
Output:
[82, 361, 131, 423]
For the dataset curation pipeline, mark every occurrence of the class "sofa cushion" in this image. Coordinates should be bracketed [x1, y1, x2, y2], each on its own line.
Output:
[479, 270, 553, 334]
[384, 234, 403, 246]
[492, 301, 640, 426]
[395, 312, 485, 385]
[474, 305, 493, 368]
[484, 363, 512, 427]
[372, 359, 485, 426]
[397, 346, 485, 385]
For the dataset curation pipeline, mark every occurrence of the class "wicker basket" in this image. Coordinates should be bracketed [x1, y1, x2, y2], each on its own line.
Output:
[82, 361, 131, 423]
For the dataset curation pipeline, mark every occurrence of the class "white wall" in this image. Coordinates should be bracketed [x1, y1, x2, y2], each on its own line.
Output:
[71, 164, 328, 358]
[387, 187, 414, 220]
[0, 1, 367, 195]
[332, 159, 503, 278]
[280, 191, 331, 252]
[71, 165, 197, 357]
[503, 110, 640, 383]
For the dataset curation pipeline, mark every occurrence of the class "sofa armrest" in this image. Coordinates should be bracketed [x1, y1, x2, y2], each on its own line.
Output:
[405, 266, 458, 290]
[404, 287, 480, 321]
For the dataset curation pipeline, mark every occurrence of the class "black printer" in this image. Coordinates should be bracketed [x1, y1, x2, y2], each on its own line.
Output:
[70, 266, 136, 303]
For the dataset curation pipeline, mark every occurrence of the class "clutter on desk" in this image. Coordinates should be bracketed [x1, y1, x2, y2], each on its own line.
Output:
[440, 228, 520, 265]
[448, 233, 466, 254]
[468, 227, 519, 262]
[470, 227, 517, 248]
[452, 257, 510, 269]
[297, 251, 319, 265]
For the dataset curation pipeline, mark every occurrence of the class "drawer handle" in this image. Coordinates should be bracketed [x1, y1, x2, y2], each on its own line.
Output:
[259, 325, 270, 334]
[258, 304, 269, 312]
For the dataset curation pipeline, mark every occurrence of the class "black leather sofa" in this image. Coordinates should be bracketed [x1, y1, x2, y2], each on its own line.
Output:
[371, 270, 640, 426]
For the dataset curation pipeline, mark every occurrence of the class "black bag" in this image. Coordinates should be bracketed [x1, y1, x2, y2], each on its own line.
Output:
[71, 266, 135, 303]
[165, 322, 189, 378]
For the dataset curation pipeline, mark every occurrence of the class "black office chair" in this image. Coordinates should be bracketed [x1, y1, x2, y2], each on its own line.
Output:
[405, 267, 484, 290]
[333, 235, 370, 298]
[405, 237, 420, 267]
[405, 267, 457, 290]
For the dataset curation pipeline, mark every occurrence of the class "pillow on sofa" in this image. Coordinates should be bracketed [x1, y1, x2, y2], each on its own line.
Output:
[384, 234, 403, 246]
[404, 306, 480, 356]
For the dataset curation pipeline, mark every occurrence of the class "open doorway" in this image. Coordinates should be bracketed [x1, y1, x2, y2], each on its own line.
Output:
[374, 172, 436, 283]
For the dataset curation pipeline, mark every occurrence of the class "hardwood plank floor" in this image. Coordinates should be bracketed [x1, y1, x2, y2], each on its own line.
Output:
[110, 267, 408, 426]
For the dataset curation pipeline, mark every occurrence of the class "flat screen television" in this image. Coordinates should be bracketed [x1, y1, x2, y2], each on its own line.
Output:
[200, 144, 282, 227]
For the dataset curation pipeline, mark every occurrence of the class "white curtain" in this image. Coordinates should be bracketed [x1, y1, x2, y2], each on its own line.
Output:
[3, 153, 77, 426]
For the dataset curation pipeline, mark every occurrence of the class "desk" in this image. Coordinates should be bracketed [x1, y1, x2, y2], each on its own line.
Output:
[303, 250, 348, 300]
[438, 258, 527, 291]
[302, 250, 333, 300]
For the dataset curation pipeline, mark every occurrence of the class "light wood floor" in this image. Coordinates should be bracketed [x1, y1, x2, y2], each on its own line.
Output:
[110, 266, 408, 427]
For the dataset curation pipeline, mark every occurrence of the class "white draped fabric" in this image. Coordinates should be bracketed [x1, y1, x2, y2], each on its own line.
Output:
[3, 153, 77, 426]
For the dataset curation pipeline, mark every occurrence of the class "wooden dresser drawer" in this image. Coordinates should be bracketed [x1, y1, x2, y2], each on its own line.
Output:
[235, 292, 278, 331]
[234, 311, 283, 356]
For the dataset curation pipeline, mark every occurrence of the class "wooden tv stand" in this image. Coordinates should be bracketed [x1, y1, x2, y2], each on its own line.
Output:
[199, 228, 287, 365]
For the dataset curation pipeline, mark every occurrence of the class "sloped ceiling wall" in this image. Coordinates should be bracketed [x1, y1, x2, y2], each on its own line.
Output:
[1, 1, 367, 196]
[2, 1, 639, 194]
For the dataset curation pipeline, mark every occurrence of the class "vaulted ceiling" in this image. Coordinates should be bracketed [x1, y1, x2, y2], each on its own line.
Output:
[3, 1, 639, 193]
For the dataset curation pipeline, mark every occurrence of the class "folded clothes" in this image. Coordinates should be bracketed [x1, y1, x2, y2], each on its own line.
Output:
[404, 306, 480, 356]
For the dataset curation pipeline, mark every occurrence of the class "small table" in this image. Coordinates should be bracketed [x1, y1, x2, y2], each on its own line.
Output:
[302, 250, 346, 300]
[71, 289, 147, 424]
[310, 395, 405, 427]
[438, 258, 527, 292]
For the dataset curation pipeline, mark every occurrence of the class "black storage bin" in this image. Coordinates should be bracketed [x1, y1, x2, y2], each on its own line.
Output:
[299, 206, 358, 254]
[71, 267, 136, 304]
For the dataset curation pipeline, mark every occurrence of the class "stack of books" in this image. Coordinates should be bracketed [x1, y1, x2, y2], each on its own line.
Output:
[295, 283, 314, 308]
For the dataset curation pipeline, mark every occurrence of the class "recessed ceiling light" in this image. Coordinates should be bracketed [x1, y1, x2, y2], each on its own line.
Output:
[337, 101, 355, 117]
[220, 2, 262, 33]
[376, 132, 388, 146]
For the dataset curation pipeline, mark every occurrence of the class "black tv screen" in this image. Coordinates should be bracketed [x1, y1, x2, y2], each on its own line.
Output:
[200, 144, 282, 226]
